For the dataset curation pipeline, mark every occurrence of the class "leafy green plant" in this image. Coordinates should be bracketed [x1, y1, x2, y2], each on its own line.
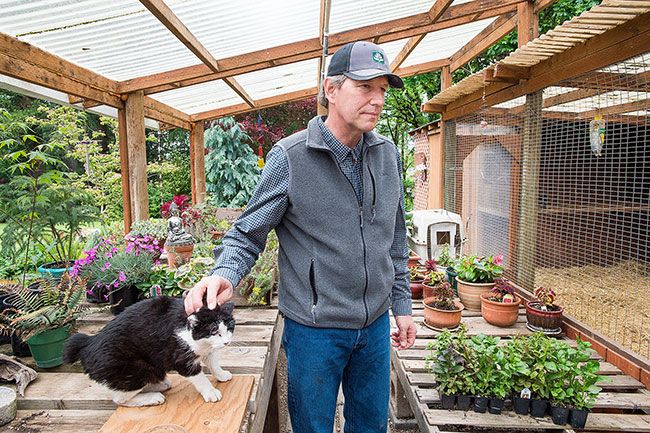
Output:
[239, 230, 278, 305]
[136, 265, 183, 298]
[175, 257, 215, 290]
[0, 276, 96, 340]
[425, 281, 456, 311]
[436, 244, 454, 267]
[129, 219, 167, 240]
[469, 334, 512, 399]
[204, 117, 259, 208]
[454, 254, 504, 283]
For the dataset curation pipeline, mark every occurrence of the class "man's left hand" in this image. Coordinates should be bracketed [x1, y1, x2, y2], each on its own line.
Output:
[391, 315, 416, 350]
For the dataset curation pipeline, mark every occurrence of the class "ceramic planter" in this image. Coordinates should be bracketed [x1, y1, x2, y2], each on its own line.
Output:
[569, 408, 589, 428]
[410, 280, 424, 299]
[423, 297, 464, 330]
[550, 405, 570, 425]
[165, 244, 194, 268]
[480, 294, 522, 327]
[27, 325, 71, 368]
[456, 279, 494, 311]
[37, 261, 71, 280]
[526, 301, 563, 333]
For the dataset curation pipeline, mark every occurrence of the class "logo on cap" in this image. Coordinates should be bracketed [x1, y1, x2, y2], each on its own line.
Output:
[371, 51, 385, 64]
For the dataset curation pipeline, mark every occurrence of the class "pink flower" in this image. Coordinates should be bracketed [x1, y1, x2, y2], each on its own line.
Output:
[493, 254, 503, 266]
[118, 271, 126, 282]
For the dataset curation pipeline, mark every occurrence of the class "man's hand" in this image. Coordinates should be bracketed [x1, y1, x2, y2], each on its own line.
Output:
[391, 315, 416, 350]
[184, 275, 234, 315]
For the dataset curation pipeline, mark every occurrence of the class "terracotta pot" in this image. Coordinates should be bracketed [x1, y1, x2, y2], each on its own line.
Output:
[423, 297, 464, 330]
[407, 253, 421, 268]
[480, 293, 522, 327]
[526, 301, 564, 331]
[456, 279, 495, 311]
[165, 244, 194, 268]
[210, 230, 227, 241]
[410, 280, 424, 299]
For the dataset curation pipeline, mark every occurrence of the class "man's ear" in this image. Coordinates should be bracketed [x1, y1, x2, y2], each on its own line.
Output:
[187, 314, 198, 329]
[323, 77, 337, 106]
[219, 301, 235, 317]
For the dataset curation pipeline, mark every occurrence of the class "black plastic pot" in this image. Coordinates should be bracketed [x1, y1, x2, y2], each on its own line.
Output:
[86, 283, 108, 304]
[513, 397, 531, 415]
[473, 396, 488, 413]
[440, 394, 456, 410]
[109, 285, 140, 315]
[551, 405, 570, 425]
[488, 398, 505, 415]
[569, 408, 589, 428]
[530, 399, 548, 417]
[456, 395, 472, 411]
[11, 332, 31, 357]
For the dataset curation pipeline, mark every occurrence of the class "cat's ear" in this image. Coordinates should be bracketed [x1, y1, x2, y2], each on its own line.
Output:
[219, 302, 234, 316]
[187, 314, 198, 329]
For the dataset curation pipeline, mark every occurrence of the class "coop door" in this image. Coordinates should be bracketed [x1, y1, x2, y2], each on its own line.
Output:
[462, 141, 512, 265]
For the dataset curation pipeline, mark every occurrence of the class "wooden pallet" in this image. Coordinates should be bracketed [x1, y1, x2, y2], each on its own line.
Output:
[1, 306, 283, 433]
[390, 301, 650, 433]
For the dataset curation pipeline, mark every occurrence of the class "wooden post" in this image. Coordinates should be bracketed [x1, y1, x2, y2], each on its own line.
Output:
[516, 91, 542, 290]
[190, 121, 206, 204]
[426, 124, 444, 209]
[517, 0, 538, 47]
[125, 90, 149, 222]
[440, 65, 452, 92]
[118, 108, 132, 235]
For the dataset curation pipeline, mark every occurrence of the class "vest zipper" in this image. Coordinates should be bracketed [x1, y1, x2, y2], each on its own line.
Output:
[309, 258, 318, 324]
[368, 166, 377, 224]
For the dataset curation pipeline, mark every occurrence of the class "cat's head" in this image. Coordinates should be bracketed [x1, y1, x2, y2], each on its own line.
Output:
[186, 301, 235, 349]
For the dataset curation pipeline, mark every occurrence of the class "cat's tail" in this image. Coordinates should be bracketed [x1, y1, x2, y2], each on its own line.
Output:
[63, 332, 91, 364]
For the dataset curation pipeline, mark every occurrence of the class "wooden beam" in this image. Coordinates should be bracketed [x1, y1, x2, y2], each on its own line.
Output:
[390, 0, 454, 70]
[143, 98, 192, 130]
[125, 91, 149, 222]
[190, 121, 206, 204]
[190, 87, 317, 122]
[518, 0, 539, 47]
[579, 98, 649, 119]
[485, 64, 531, 83]
[118, 108, 132, 235]
[441, 64, 452, 90]
[393, 58, 449, 78]
[120, 0, 524, 94]
[442, 12, 650, 120]
[449, 13, 518, 72]
[139, 0, 254, 108]
[422, 102, 447, 113]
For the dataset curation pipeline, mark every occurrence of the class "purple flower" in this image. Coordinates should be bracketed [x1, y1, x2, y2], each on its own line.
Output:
[118, 271, 126, 282]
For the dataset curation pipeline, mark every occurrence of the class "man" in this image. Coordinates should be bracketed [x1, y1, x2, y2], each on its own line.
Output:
[185, 40, 416, 433]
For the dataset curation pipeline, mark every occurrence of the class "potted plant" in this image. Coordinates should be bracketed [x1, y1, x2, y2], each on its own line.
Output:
[0, 276, 96, 367]
[480, 277, 522, 327]
[525, 333, 554, 417]
[409, 266, 426, 300]
[127, 219, 167, 259]
[567, 338, 604, 428]
[136, 265, 184, 298]
[526, 286, 563, 334]
[209, 218, 231, 241]
[436, 244, 458, 294]
[504, 336, 533, 415]
[239, 231, 279, 306]
[453, 254, 504, 311]
[423, 281, 464, 331]
[421, 260, 444, 299]
[407, 250, 421, 269]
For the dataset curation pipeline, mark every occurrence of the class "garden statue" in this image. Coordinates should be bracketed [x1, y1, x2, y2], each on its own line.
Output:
[166, 203, 194, 247]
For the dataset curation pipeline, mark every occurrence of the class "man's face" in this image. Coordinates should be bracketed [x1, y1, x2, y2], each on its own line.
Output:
[327, 76, 389, 134]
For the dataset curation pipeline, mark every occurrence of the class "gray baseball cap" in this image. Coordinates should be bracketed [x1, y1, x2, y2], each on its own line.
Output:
[327, 41, 404, 88]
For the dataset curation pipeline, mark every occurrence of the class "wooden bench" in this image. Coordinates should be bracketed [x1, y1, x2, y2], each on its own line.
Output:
[390, 301, 650, 433]
[1, 306, 283, 433]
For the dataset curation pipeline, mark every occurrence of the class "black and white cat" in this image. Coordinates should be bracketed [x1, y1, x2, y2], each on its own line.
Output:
[63, 296, 235, 407]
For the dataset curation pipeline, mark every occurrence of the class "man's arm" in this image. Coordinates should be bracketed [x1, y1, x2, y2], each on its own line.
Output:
[185, 146, 289, 313]
[390, 147, 416, 349]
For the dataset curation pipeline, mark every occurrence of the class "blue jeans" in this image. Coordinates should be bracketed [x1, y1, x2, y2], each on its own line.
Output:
[282, 311, 390, 433]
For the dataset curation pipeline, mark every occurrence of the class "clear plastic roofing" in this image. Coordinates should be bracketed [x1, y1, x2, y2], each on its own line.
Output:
[0, 0, 524, 126]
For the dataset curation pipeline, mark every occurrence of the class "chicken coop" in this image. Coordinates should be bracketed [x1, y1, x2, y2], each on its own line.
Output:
[419, 4, 650, 368]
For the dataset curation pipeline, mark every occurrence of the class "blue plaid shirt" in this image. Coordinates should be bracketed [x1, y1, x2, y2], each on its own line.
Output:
[213, 118, 411, 317]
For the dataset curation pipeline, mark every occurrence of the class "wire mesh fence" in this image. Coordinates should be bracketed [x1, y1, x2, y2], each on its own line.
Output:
[443, 52, 650, 359]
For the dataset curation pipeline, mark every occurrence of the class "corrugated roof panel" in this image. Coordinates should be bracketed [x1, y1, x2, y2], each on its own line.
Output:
[149, 80, 241, 115]
[169, 0, 320, 60]
[329, 0, 433, 34]
[234, 59, 318, 100]
[2, 0, 200, 81]
[401, 18, 497, 67]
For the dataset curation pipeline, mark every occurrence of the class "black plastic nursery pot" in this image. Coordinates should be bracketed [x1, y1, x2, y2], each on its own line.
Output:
[488, 398, 505, 415]
[550, 405, 570, 425]
[473, 396, 488, 413]
[513, 397, 531, 415]
[109, 285, 140, 315]
[530, 399, 549, 417]
[456, 395, 472, 411]
[569, 408, 589, 429]
[440, 394, 456, 410]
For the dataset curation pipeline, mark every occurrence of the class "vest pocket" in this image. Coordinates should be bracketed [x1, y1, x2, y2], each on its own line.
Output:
[309, 258, 318, 323]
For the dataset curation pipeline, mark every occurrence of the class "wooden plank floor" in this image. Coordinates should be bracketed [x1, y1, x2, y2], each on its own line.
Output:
[390, 300, 650, 433]
[1, 306, 282, 433]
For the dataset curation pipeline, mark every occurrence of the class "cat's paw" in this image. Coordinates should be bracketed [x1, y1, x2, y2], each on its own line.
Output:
[215, 370, 232, 382]
[144, 392, 166, 406]
[201, 387, 222, 402]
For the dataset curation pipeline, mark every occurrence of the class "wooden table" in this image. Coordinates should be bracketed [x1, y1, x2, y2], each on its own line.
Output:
[390, 300, 650, 433]
[1, 306, 283, 433]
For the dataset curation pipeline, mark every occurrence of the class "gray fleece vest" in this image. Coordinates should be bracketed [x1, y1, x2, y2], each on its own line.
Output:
[275, 117, 400, 329]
